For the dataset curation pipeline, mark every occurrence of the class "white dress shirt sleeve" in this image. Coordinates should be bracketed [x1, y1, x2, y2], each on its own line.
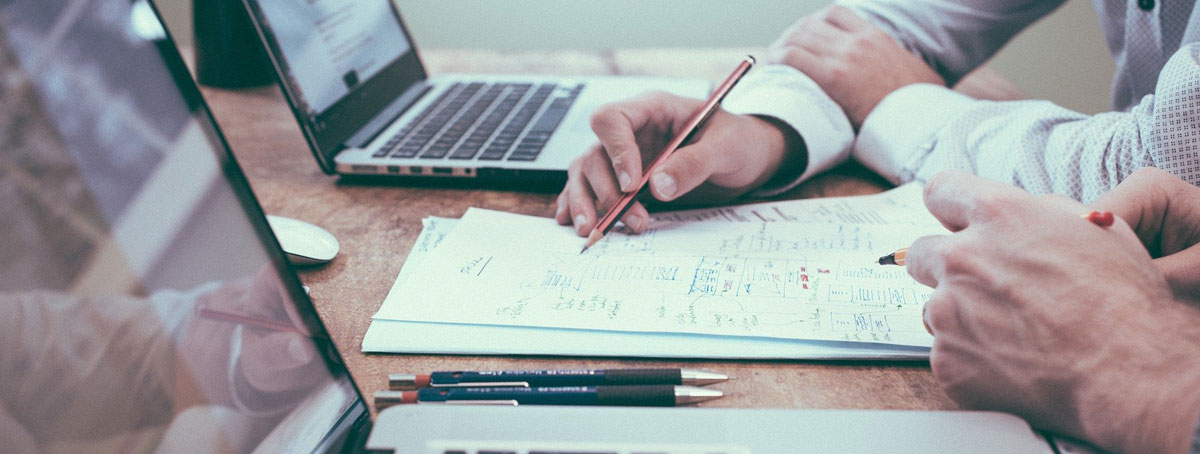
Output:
[721, 64, 855, 196]
[856, 43, 1200, 202]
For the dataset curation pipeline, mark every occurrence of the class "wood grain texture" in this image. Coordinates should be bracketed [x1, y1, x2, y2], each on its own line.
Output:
[198, 48, 957, 414]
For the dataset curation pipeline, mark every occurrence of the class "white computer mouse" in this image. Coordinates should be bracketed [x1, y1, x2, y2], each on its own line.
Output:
[266, 215, 340, 266]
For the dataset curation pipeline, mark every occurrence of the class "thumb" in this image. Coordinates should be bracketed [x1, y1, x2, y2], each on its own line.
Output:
[238, 331, 323, 394]
[648, 141, 724, 201]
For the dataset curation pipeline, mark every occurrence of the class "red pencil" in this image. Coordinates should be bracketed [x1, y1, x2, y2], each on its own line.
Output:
[196, 305, 308, 335]
[580, 56, 757, 253]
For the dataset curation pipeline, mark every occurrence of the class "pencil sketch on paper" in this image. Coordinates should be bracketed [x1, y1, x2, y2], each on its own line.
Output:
[373, 185, 944, 347]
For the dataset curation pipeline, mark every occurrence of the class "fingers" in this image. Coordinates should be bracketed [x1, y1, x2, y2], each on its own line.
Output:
[1156, 244, 1200, 303]
[559, 145, 651, 236]
[555, 189, 570, 224]
[590, 104, 647, 192]
[922, 171, 1024, 232]
[905, 234, 953, 288]
[648, 141, 725, 201]
[922, 291, 959, 337]
[564, 158, 600, 235]
[1090, 167, 1175, 247]
[591, 93, 701, 193]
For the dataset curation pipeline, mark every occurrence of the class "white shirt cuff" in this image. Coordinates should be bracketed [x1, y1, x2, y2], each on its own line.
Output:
[855, 83, 975, 184]
[722, 64, 854, 197]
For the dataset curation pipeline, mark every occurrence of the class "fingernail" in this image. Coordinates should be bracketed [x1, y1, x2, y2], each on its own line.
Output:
[652, 172, 676, 199]
[617, 171, 632, 190]
[575, 214, 588, 227]
[922, 304, 933, 335]
[555, 199, 565, 217]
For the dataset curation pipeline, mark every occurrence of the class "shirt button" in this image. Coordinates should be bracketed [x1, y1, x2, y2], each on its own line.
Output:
[1137, 0, 1155, 11]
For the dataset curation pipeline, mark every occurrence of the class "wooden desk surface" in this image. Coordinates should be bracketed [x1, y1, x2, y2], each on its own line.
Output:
[199, 48, 964, 413]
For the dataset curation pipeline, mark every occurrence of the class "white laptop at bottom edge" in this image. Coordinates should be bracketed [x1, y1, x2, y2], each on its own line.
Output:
[365, 406, 1056, 454]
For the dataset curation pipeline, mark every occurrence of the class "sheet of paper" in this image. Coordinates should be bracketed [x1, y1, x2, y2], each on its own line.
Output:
[648, 183, 936, 226]
[374, 185, 944, 347]
[366, 214, 927, 359]
[388, 216, 458, 288]
[361, 319, 930, 359]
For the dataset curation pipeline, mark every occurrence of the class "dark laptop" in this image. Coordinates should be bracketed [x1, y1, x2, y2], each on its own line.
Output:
[239, 0, 709, 184]
[0, 1, 1059, 452]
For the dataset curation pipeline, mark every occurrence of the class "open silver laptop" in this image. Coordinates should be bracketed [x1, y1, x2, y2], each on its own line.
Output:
[239, 0, 709, 185]
[0, 1, 1065, 452]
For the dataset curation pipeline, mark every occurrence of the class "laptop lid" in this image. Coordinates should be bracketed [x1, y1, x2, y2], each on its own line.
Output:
[241, 0, 428, 173]
[0, 0, 369, 452]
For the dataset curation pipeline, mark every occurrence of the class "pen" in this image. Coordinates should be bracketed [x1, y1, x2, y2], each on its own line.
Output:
[388, 368, 728, 389]
[877, 210, 1116, 266]
[196, 305, 307, 334]
[373, 385, 723, 408]
[580, 56, 757, 254]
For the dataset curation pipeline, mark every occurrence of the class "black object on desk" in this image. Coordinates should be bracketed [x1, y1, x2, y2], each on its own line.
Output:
[389, 368, 729, 389]
[374, 385, 723, 408]
[193, 0, 273, 88]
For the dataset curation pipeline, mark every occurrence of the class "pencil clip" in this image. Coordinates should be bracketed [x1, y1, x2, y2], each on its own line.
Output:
[438, 400, 521, 406]
[432, 381, 531, 388]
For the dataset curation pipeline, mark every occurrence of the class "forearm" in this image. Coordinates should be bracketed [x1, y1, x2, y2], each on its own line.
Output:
[0, 292, 179, 439]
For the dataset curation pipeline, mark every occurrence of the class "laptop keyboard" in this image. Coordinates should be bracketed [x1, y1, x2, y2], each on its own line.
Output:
[372, 81, 583, 163]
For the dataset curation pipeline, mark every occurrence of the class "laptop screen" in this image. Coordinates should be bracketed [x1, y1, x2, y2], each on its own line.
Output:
[0, 0, 366, 452]
[243, 0, 427, 171]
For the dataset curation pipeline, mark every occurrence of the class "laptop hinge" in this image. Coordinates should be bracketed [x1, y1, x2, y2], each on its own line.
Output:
[346, 81, 432, 149]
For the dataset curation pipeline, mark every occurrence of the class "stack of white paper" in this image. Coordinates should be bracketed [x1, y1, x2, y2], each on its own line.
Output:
[364, 184, 946, 359]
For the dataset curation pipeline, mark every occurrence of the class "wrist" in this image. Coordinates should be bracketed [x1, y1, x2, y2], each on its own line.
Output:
[749, 114, 806, 190]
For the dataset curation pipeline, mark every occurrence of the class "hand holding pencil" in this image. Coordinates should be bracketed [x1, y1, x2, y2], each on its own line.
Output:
[557, 56, 804, 242]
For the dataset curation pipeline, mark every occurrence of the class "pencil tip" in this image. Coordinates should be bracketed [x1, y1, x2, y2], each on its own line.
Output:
[877, 253, 896, 266]
[580, 230, 603, 254]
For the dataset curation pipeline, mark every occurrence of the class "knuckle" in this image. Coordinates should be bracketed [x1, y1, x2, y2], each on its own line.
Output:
[929, 350, 968, 401]
[971, 191, 1020, 222]
[675, 150, 708, 176]
[825, 63, 849, 81]
[781, 48, 806, 68]
[923, 171, 957, 201]
[925, 297, 955, 333]
[938, 242, 982, 276]
[641, 90, 675, 105]
[1131, 166, 1169, 181]
[589, 104, 620, 129]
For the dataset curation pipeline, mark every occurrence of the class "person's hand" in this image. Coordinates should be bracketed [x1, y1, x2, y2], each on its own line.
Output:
[1092, 167, 1200, 305]
[766, 5, 944, 129]
[181, 267, 324, 412]
[906, 171, 1200, 454]
[557, 92, 801, 236]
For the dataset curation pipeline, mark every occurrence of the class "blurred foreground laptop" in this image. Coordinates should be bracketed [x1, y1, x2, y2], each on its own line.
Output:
[0, 1, 1059, 452]
[239, 0, 709, 184]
